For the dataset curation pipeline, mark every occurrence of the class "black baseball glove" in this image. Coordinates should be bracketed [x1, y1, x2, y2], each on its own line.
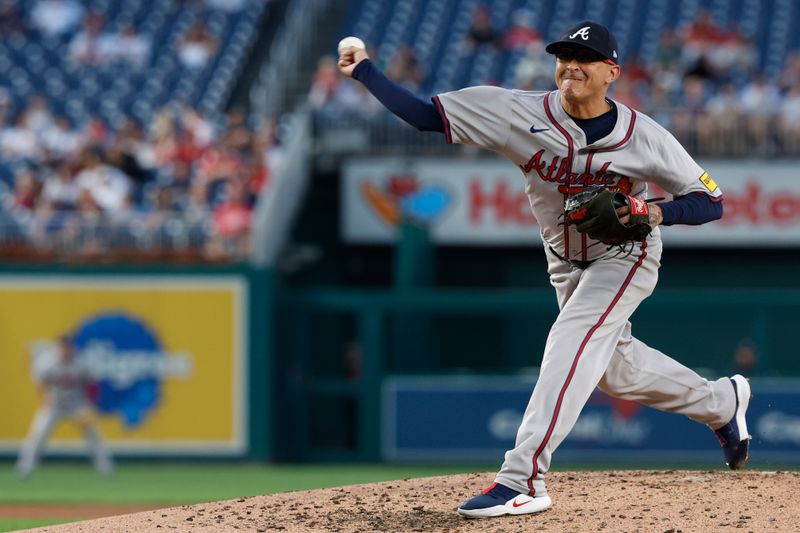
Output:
[563, 186, 654, 245]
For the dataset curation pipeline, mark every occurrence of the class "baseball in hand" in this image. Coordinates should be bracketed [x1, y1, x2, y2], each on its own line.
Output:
[338, 36, 366, 55]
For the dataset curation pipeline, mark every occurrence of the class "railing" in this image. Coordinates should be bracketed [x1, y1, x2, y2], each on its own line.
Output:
[0, 212, 249, 263]
[251, 108, 312, 267]
[250, 0, 332, 118]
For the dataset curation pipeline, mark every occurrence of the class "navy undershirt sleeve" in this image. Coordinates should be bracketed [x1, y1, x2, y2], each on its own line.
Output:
[352, 59, 445, 133]
[658, 192, 723, 226]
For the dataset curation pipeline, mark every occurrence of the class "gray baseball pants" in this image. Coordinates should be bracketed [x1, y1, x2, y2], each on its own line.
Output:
[16, 404, 114, 477]
[495, 237, 735, 497]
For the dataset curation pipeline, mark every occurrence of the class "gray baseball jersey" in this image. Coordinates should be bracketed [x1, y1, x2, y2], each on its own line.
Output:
[434, 87, 721, 260]
[39, 356, 93, 411]
[433, 87, 735, 499]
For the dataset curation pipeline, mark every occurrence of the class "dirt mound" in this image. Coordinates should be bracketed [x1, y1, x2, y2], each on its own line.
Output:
[21, 470, 800, 532]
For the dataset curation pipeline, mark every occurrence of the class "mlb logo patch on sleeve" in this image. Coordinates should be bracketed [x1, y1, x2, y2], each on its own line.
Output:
[699, 172, 717, 192]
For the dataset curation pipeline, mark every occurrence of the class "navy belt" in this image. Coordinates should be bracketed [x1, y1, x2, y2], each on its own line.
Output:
[549, 246, 594, 269]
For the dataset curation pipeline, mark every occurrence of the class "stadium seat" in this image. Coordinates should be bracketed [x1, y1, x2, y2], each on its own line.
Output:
[3, 0, 269, 127]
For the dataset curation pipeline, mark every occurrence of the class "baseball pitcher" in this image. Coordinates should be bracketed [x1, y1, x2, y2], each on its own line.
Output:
[338, 19, 750, 519]
[16, 335, 114, 478]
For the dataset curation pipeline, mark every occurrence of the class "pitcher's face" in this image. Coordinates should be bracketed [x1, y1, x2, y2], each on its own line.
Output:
[554, 47, 619, 103]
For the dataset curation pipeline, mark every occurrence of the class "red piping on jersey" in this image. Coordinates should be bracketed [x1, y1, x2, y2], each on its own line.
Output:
[583, 151, 595, 182]
[526, 241, 649, 496]
[543, 92, 574, 161]
[432, 96, 453, 144]
[592, 107, 637, 153]
[575, 106, 637, 259]
[581, 230, 587, 261]
[580, 152, 597, 261]
[543, 92, 575, 259]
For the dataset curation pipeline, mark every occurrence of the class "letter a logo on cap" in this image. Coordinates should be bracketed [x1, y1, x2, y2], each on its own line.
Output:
[569, 26, 591, 40]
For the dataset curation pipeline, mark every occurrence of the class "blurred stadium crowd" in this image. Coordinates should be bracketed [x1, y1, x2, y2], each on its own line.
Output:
[312, 4, 800, 157]
[0, 0, 277, 261]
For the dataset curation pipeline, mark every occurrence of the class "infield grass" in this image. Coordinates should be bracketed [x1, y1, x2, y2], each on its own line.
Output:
[0, 518, 73, 531]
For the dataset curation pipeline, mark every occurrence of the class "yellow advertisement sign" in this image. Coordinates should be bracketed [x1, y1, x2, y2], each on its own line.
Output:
[0, 276, 247, 455]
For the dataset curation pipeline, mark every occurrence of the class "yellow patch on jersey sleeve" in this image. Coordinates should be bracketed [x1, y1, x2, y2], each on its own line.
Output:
[699, 172, 717, 192]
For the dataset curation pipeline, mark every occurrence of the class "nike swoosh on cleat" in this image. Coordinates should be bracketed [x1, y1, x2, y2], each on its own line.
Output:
[512, 499, 531, 508]
[530, 125, 549, 133]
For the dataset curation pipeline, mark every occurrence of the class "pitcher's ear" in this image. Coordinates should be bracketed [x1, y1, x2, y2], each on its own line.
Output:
[607, 65, 621, 84]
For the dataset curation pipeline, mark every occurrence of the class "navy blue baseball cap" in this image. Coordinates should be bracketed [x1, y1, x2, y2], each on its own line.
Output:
[545, 21, 619, 63]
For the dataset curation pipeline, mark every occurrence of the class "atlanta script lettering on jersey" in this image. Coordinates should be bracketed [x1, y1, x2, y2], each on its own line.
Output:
[520, 149, 632, 195]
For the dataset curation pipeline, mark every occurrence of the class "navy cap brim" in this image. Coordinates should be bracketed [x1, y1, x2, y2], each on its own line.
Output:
[545, 40, 616, 62]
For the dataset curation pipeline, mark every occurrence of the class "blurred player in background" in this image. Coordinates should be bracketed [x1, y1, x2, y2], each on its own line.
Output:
[16, 334, 114, 478]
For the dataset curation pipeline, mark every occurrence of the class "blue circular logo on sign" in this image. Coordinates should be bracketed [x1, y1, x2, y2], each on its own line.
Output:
[71, 312, 162, 427]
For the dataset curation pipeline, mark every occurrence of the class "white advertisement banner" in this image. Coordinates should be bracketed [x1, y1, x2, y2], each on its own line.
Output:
[342, 158, 800, 246]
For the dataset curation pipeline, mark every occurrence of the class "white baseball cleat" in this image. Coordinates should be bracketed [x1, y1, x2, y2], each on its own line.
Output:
[713, 374, 752, 470]
[457, 482, 552, 518]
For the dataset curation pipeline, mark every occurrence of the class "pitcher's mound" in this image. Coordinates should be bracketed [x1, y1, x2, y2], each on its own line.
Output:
[24, 470, 800, 532]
